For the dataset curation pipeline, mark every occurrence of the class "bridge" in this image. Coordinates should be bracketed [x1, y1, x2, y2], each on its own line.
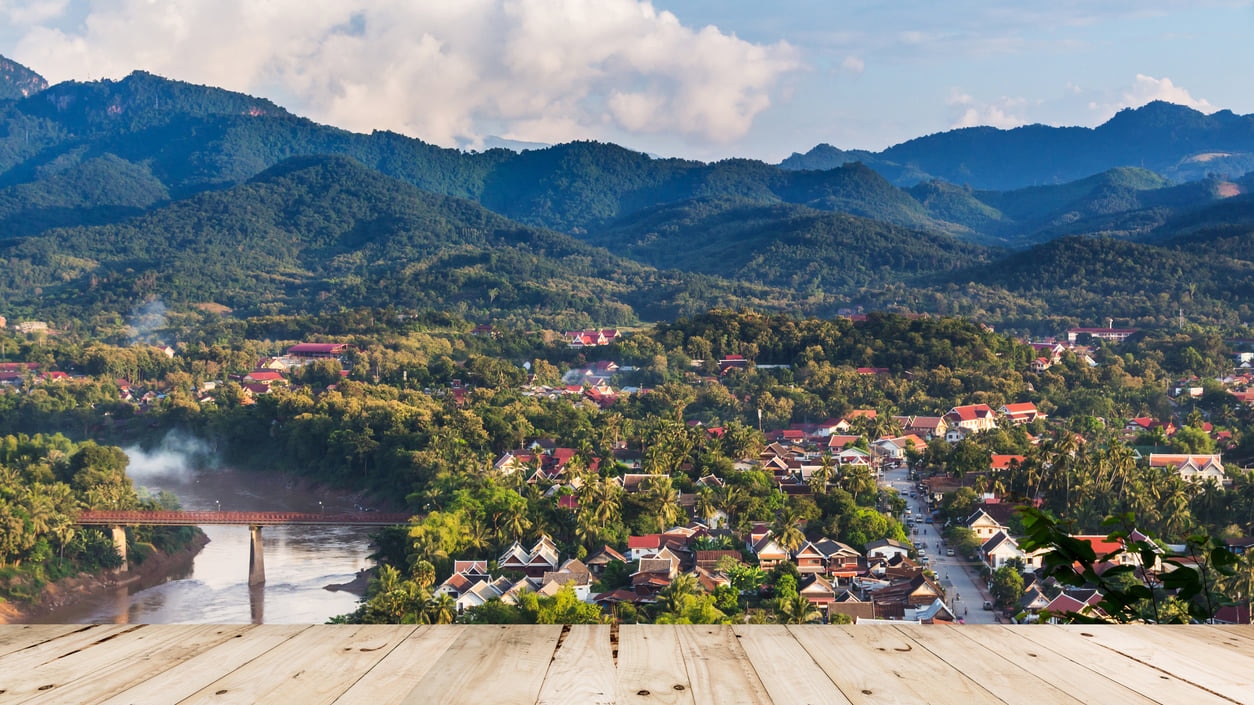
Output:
[75, 510, 413, 585]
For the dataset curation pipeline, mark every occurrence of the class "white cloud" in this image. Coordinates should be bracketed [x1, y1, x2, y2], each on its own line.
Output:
[840, 55, 864, 74]
[5, 0, 800, 149]
[0, 0, 67, 26]
[1120, 74, 1217, 113]
[947, 90, 1028, 129]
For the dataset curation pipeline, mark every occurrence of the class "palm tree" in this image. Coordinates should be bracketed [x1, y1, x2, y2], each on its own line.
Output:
[424, 593, 458, 625]
[658, 573, 701, 615]
[644, 476, 683, 531]
[772, 506, 807, 555]
[776, 593, 820, 624]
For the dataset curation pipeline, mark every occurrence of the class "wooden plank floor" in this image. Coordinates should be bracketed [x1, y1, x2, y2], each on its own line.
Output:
[0, 624, 1250, 705]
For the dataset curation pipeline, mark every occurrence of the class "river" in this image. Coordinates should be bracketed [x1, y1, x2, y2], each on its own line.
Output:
[31, 467, 382, 624]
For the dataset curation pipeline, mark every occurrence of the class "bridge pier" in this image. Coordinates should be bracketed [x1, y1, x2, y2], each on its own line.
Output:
[111, 526, 128, 572]
[248, 525, 265, 585]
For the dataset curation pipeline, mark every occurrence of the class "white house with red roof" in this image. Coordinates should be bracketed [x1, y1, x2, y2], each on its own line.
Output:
[1000, 402, 1043, 425]
[1148, 453, 1226, 483]
[944, 404, 998, 435]
[627, 534, 662, 561]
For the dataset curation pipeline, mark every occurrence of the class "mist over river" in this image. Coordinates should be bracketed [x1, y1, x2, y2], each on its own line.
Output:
[32, 466, 381, 624]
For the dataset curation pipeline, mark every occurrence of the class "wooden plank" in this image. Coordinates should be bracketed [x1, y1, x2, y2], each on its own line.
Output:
[673, 625, 772, 705]
[0, 624, 137, 677]
[398, 624, 562, 705]
[535, 625, 616, 705]
[12, 624, 253, 705]
[789, 625, 1004, 705]
[175, 624, 416, 705]
[1012, 626, 1235, 705]
[1062, 624, 1254, 703]
[0, 625, 94, 658]
[898, 625, 1086, 705]
[732, 625, 852, 705]
[615, 625, 696, 705]
[333, 626, 465, 705]
[943, 626, 1165, 705]
[93, 624, 310, 705]
[1185, 625, 1254, 657]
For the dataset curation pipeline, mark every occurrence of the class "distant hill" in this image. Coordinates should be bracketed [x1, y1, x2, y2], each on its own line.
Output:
[0, 155, 801, 327]
[0, 61, 1251, 330]
[586, 198, 993, 292]
[782, 102, 1254, 190]
[0, 55, 46, 100]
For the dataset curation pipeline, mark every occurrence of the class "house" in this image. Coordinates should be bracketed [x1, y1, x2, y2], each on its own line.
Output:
[944, 404, 998, 435]
[1067, 327, 1137, 344]
[584, 545, 627, 576]
[1000, 402, 1044, 425]
[814, 538, 865, 579]
[865, 538, 911, 561]
[871, 574, 945, 619]
[793, 541, 828, 575]
[243, 370, 285, 385]
[564, 329, 621, 348]
[798, 574, 837, 611]
[899, 416, 947, 441]
[828, 590, 877, 622]
[751, 534, 790, 570]
[542, 559, 594, 601]
[1030, 357, 1053, 372]
[979, 530, 1043, 570]
[873, 435, 928, 463]
[1148, 454, 1226, 483]
[990, 455, 1026, 472]
[627, 534, 663, 561]
[965, 508, 1009, 541]
[912, 598, 957, 624]
[286, 342, 351, 359]
[498, 536, 560, 578]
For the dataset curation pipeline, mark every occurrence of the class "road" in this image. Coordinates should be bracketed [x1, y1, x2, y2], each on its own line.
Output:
[881, 464, 999, 624]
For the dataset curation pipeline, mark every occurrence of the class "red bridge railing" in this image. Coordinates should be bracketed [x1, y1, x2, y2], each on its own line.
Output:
[75, 510, 414, 527]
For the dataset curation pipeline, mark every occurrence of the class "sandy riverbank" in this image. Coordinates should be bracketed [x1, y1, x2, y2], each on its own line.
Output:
[0, 531, 211, 624]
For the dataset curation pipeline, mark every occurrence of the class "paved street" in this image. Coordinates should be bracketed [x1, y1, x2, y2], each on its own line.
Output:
[881, 464, 999, 624]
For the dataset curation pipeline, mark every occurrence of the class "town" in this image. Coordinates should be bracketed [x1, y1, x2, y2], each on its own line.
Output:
[2, 310, 1251, 626]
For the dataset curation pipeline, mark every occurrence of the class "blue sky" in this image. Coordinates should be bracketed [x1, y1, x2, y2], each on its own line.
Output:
[1, 1, 1251, 161]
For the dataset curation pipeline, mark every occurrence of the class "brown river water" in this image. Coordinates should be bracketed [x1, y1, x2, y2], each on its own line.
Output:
[30, 467, 381, 624]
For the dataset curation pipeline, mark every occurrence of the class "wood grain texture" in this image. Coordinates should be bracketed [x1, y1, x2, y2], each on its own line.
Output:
[7, 623, 252, 705]
[673, 625, 772, 705]
[790, 625, 1006, 705]
[172, 624, 415, 705]
[732, 625, 852, 705]
[1010, 625, 1236, 705]
[92, 624, 310, 705]
[398, 624, 562, 705]
[0, 624, 1251, 705]
[898, 625, 1087, 705]
[333, 625, 465, 705]
[615, 625, 696, 705]
[535, 625, 616, 705]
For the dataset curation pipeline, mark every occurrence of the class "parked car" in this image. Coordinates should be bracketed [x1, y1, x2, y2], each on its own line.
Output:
[982, 600, 993, 611]
[946, 548, 955, 556]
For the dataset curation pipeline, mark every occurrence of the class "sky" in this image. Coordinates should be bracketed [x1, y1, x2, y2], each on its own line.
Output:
[1, 1, 1251, 162]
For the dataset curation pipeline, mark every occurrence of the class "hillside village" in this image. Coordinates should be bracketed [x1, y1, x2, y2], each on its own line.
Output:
[2, 313, 1254, 625]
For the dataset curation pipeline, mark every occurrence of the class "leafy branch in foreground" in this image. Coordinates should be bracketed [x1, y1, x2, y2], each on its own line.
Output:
[1018, 506, 1238, 623]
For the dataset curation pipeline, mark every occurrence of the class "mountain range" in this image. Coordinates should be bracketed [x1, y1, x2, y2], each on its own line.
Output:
[1, 55, 1251, 333]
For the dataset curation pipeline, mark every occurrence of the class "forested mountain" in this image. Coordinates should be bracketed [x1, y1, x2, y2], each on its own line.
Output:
[0, 55, 46, 100]
[586, 198, 993, 291]
[781, 101, 1254, 189]
[0, 54, 1251, 332]
[0, 154, 800, 327]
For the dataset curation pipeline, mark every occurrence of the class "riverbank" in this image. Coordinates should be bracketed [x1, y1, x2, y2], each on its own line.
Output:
[0, 530, 210, 624]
